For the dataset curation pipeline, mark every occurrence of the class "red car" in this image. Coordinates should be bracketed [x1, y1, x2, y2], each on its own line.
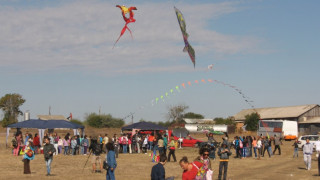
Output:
[172, 135, 203, 147]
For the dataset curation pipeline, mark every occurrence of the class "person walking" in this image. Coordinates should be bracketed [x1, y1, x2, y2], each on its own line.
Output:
[33, 133, 40, 154]
[105, 142, 117, 180]
[273, 135, 282, 155]
[167, 139, 176, 162]
[292, 139, 299, 158]
[22, 142, 35, 174]
[263, 137, 271, 158]
[217, 142, 232, 180]
[303, 138, 313, 170]
[43, 137, 56, 176]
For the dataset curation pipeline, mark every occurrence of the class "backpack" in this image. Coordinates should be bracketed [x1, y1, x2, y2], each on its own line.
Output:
[93, 144, 102, 155]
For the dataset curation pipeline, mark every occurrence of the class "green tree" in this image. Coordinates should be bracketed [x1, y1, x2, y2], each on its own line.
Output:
[214, 117, 226, 124]
[85, 113, 124, 128]
[166, 104, 189, 123]
[183, 112, 204, 119]
[244, 112, 260, 131]
[0, 93, 25, 127]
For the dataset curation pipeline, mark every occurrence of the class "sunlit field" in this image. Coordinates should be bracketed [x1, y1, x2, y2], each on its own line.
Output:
[0, 128, 319, 180]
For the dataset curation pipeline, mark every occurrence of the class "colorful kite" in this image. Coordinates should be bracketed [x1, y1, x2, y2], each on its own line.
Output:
[174, 7, 195, 68]
[113, 5, 137, 48]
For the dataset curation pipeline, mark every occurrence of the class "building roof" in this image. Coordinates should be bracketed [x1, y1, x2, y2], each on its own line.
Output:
[37, 115, 67, 120]
[299, 117, 320, 124]
[234, 104, 319, 121]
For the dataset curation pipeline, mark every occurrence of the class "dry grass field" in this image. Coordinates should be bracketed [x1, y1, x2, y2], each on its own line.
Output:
[0, 128, 319, 180]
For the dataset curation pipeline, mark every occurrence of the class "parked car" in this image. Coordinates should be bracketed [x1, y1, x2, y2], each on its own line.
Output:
[297, 135, 320, 150]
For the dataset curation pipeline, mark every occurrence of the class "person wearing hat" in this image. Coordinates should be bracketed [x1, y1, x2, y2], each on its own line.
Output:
[217, 142, 232, 180]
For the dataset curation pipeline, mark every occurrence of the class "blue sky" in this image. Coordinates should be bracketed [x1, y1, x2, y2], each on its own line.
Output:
[0, 0, 319, 123]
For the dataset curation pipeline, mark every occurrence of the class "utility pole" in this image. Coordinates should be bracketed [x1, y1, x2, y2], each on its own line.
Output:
[131, 112, 134, 124]
[99, 106, 101, 115]
[49, 106, 51, 115]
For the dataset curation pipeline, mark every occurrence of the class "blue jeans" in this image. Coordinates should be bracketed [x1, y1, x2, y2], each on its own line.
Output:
[106, 168, 116, 180]
[123, 145, 127, 153]
[268, 146, 273, 156]
[45, 158, 52, 174]
[242, 147, 246, 157]
[64, 146, 69, 155]
[72, 148, 76, 155]
[293, 148, 298, 157]
[254, 147, 257, 157]
[149, 142, 153, 150]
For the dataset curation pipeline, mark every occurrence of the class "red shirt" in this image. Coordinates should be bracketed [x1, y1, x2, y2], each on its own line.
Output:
[182, 161, 203, 180]
[33, 136, 40, 146]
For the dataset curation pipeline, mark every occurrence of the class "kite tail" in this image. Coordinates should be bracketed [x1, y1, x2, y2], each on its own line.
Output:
[126, 26, 133, 40]
[113, 25, 128, 49]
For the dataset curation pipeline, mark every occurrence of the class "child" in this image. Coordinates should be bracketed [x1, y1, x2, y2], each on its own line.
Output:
[217, 142, 232, 180]
[151, 154, 167, 180]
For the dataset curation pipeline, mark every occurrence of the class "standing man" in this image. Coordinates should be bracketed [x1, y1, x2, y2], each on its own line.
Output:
[217, 142, 232, 180]
[43, 137, 56, 176]
[273, 135, 282, 155]
[303, 138, 313, 170]
[89, 137, 103, 173]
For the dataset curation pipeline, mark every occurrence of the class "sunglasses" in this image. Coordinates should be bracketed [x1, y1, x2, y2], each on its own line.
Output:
[203, 153, 209, 156]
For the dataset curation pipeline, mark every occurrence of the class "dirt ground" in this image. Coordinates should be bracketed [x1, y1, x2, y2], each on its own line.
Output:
[0, 128, 319, 180]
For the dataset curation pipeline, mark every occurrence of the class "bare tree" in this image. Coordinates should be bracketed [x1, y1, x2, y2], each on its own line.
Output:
[166, 104, 189, 123]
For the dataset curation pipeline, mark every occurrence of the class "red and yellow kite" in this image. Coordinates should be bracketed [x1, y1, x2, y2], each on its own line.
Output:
[113, 5, 137, 48]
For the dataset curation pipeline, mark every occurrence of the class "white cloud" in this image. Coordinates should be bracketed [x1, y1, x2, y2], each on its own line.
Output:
[0, 1, 263, 75]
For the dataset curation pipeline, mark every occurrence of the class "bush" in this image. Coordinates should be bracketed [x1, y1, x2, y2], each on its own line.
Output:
[85, 113, 125, 128]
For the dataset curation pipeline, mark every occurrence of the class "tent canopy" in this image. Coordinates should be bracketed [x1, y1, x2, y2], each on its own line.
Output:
[172, 128, 189, 138]
[7, 119, 84, 129]
[121, 122, 167, 131]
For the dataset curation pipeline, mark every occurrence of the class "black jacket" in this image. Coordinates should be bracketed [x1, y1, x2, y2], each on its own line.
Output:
[151, 163, 165, 180]
[43, 143, 56, 160]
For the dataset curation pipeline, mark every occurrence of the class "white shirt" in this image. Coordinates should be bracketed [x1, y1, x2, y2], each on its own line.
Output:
[257, 140, 262, 148]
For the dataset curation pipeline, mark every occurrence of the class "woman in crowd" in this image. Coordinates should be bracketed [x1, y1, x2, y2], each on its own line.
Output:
[257, 137, 262, 160]
[63, 136, 69, 155]
[81, 135, 89, 155]
[194, 147, 212, 179]
[106, 142, 117, 180]
[14, 133, 23, 156]
[58, 137, 63, 154]
[128, 135, 132, 154]
[167, 139, 177, 162]
[252, 136, 257, 159]
[142, 135, 148, 154]
[179, 156, 203, 180]
[53, 133, 59, 155]
[71, 136, 77, 155]
[33, 133, 40, 154]
[242, 136, 247, 158]
[22, 142, 35, 174]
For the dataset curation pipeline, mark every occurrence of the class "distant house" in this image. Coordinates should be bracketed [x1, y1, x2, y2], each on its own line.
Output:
[37, 115, 68, 121]
[233, 104, 320, 135]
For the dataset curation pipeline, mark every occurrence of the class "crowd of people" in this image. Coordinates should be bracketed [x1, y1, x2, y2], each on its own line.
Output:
[10, 129, 320, 180]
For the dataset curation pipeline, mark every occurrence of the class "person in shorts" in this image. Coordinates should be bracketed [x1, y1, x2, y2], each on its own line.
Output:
[89, 137, 103, 173]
